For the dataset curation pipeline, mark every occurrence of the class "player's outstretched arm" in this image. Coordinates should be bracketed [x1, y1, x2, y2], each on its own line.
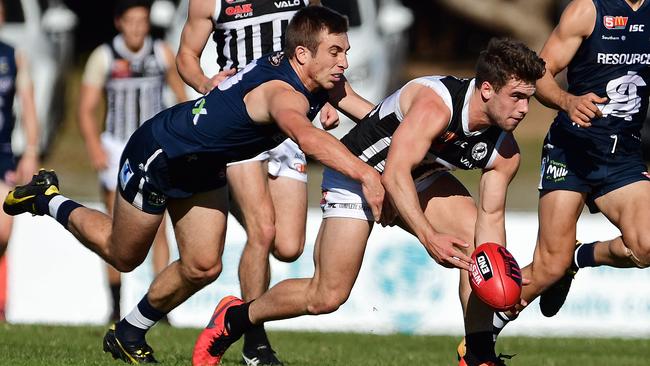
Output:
[382, 85, 472, 270]
[535, 0, 606, 127]
[327, 78, 374, 122]
[176, 0, 230, 94]
[475, 134, 520, 247]
[258, 81, 384, 220]
[14, 51, 39, 184]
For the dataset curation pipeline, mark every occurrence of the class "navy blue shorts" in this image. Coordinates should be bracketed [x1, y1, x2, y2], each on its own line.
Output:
[0, 152, 15, 184]
[539, 126, 650, 213]
[117, 121, 227, 214]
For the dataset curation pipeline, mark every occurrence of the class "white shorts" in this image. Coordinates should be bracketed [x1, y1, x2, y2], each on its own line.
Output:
[227, 138, 307, 182]
[99, 132, 127, 190]
[320, 167, 448, 221]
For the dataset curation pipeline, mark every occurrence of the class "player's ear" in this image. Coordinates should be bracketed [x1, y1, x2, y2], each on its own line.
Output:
[294, 45, 310, 65]
[480, 81, 494, 100]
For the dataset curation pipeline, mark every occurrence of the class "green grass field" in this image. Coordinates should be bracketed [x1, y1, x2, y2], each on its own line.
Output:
[1, 323, 648, 365]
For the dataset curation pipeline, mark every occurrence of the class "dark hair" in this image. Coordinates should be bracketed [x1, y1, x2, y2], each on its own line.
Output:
[284, 6, 349, 58]
[115, 0, 152, 18]
[475, 38, 546, 91]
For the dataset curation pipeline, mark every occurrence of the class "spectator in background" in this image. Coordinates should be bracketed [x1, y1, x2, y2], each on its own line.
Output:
[78, 0, 186, 323]
[0, 0, 40, 321]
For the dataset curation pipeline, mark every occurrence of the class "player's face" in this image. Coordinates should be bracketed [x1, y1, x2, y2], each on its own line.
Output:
[487, 78, 536, 132]
[115, 7, 150, 52]
[308, 30, 350, 90]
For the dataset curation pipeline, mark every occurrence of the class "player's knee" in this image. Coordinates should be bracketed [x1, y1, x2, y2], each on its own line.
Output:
[623, 241, 650, 269]
[181, 260, 222, 285]
[307, 289, 350, 315]
[246, 222, 276, 250]
[272, 243, 304, 263]
[112, 258, 143, 273]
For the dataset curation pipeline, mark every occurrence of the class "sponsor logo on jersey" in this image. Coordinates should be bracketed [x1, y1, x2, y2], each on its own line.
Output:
[471, 142, 488, 161]
[601, 35, 622, 41]
[629, 24, 645, 33]
[603, 15, 628, 30]
[225, 4, 253, 18]
[274, 0, 301, 8]
[597, 53, 650, 65]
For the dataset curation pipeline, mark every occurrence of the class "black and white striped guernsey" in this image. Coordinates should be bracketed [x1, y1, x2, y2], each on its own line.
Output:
[340, 76, 508, 183]
[211, 0, 309, 71]
[104, 35, 168, 141]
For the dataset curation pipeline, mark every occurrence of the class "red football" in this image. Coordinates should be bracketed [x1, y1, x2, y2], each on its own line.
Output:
[469, 242, 522, 311]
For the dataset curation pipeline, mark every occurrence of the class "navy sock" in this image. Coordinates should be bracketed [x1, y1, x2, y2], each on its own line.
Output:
[575, 242, 597, 268]
[465, 331, 497, 363]
[37, 194, 82, 228]
[116, 295, 166, 344]
[225, 302, 253, 339]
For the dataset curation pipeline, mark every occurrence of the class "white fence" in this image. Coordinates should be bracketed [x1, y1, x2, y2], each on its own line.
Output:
[6, 207, 650, 337]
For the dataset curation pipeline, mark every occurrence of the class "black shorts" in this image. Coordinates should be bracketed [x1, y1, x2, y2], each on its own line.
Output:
[538, 126, 650, 213]
[117, 122, 228, 214]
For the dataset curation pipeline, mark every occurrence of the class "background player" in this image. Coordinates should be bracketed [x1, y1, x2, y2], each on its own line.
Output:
[0, 0, 40, 321]
[175, 1, 338, 364]
[475, 0, 650, 360]
[78, 0, 187, 323]
[4, 6, 382, 364]
[192, 38, 545, 366]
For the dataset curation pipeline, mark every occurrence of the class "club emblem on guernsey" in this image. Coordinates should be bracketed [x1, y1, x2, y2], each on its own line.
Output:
[471, 142, 488, 161]
[119, 159, 134, 191]
[269, 52, 284, 66]
[192, 98, 207, 125]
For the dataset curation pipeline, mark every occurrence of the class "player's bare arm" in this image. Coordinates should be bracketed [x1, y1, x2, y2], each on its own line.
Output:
[327, 78, 374, 122]
[536, 0, 606, 127]
[248, 80, 384, 220]
[78, 47, 107, 172]
[382, 85, 472, 270]
[14, 51, 39, 183]
[176, 0, 235, 94]
[474, 133, 520, 246]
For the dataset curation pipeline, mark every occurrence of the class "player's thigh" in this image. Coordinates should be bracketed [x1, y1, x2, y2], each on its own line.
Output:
[268, 175, 307, 252]
[111, 192, 165, 263]
[409, 173, 476, 247]
[595, 180, 650, 253]
[312, 217, 372, 298]
[167, 187, 229, 274]
[227, 161, 274, 228]
[535, 190, 586, 267]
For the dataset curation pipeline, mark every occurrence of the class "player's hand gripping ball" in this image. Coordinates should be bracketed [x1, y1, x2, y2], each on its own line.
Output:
[469, 242, 522, 311]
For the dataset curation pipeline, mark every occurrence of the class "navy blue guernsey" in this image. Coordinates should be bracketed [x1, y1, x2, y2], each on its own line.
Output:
[557, 0, 650, 136]
[151, 52, 327, 161]
[0, 42, 16, 154]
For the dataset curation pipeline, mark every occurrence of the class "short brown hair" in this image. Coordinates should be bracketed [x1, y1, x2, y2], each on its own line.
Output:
[475, 38, 546, 91]
[284, 6, 349, 59]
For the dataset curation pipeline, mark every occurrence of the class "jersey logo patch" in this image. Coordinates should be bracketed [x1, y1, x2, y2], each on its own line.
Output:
[603, 15, 628, 30]
[269, 52, 284, 66]
[471, 142, 488, 161]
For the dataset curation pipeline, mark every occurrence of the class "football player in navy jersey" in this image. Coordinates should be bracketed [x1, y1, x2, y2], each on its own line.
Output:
[195, 38, 545, 366]
[79, 0, 187, 325]
[465, 0, 650, 364]
[3, 6, 383, 364]
[0, 0, 40, 322]
[176, 1, 336, 364]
